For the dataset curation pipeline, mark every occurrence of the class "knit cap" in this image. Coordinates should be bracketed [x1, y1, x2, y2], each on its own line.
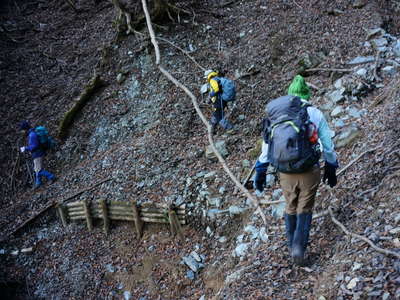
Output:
[287, 75, 311, 100]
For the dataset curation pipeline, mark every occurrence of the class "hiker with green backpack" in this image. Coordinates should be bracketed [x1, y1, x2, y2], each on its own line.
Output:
[203, 69, 236, 134]
[19, 120, 56, 189]
[254, 75, 338, 266]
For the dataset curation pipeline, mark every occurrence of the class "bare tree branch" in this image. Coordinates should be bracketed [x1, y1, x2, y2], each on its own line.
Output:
[140, 0, 268, 226]
[328, 207, 400, 259]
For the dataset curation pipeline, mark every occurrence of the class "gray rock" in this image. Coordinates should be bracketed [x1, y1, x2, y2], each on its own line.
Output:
[208, 197, 222, 208]
[218, 236, 228, 243]
[272, 189, 283, 201]
[186, 270, 196, 280]
[371, 38, 388, 48]
[352, 0, 366, 9]
[271, 197, 286, 219]
[331, 106, 344, 117]
[335, 126, 360, 148]
[393, 40, 400, 57]
[265, 174, 275, 187]
[394, 213, 400, 223]
[242, 159, 251, 168]
[327, 89, 345, 103]
[116, 73, 125, 84]
[347, 106, 362, 118]
[334, 78, 344, 89]
[244, 225, 259, 240]
[225, 267, 247, 284]
[382, 292, 390, 300]
[199, 296, 205, 300]
[368, 232, 380, 242]
[259, 227, 269, 242]
[366, 28, 384, 40]
[334, 119, 345, 128]
[205, 140, 228, 160]
[190, 251, 202, 262]
[105, 264, 115, 273]
[234, 243, 250, 257]
[123, 291, 132, 300]
[382, 66, 397, 76]
[355, 68, 367, 77]
[348, 56, 375, 65]
[183, 255, 200, 272]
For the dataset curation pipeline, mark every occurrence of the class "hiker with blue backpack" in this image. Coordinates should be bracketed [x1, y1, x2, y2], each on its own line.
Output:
[254, 75, 338, 266]
[19, 121, 56, 189]
[203, 70, 236, 134]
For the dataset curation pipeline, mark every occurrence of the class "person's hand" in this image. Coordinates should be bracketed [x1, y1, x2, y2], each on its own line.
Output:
[20, 146, 26, 153]
[211, 96, 217, 103]
[323, 162, 337, 187]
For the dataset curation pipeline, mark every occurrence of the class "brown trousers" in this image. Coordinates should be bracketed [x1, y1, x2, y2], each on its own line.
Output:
[279, 166, 321, 215]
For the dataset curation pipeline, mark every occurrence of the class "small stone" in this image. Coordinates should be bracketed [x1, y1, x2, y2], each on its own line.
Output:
[205, 140, 228, 160]
[190, 251, 202, 262]
[381, 66, 397, 76]
[183, 255, 200, 272]
[366, 28, 383, 39]
[271, 198, 286, 219]
[116, 73, 125, 84]
[393, 40, 400, 57]
[238, 114, 245, 120]
[272, 189, 283, 201]
[331, 106, 344, 117]
[327, 89, 345, 103]
[199, 296, 205, 300]
[352, 0, 366, 9]
[352, 262, 363, 271]
[347, 277, 359, 289]
[334, 119, 345, 128]
[382, 292, 390, 300]
[355, 68, 367, 77]
[106, 264, 115, 273]
[368, 232, 379, 242]
[259, 227, 269, 242]
[347, 106, 362, 118]
[218, 236, 228, 243]
[123, 291, 132, 300]
[371, 38, 388, 48]
[186, 270, 196, 280]
[234, 243, 249, 257]
[244, 225, 259, 240]
[206, 226, 213, 236]
[389, 227, 400, 234]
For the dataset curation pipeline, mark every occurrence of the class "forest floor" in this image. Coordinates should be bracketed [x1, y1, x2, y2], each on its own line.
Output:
[0, 0, 399, 299]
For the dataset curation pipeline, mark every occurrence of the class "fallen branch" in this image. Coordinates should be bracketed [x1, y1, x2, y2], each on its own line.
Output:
[141, 0, 268, 226]
[306, 81, 320, 90]
[58, 73, 104, 139]
[304, 67, 353, 73]
[328, 207, 400, 259]
[0, 178, 112, 242]
[373, 50, 382, 82]
[337, 145, 381, 176]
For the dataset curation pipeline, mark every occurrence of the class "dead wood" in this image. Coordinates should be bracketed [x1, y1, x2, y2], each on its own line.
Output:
[141, 0, 268, 226]
[304, 67, 353, 73]
[328, 207, 400, 259]
[58, 73, 104, 139]
[337, 145, 382, 176]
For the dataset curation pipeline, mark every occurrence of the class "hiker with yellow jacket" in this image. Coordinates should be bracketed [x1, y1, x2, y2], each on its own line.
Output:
[203, 70, 235, 134]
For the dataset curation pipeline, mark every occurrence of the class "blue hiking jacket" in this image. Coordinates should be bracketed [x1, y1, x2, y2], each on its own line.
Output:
[26, 129, 45, 158]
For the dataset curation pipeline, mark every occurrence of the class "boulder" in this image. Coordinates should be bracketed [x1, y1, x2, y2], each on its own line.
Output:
[335, 125, 360, 148]
[205, 140, 228, 160]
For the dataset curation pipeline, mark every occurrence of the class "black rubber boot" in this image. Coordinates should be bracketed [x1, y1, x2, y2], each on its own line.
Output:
[284, 213, 297, 250]
[292, 213, 312, 266]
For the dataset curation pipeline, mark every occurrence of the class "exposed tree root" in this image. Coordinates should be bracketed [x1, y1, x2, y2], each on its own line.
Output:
[141, 0, 268, 226]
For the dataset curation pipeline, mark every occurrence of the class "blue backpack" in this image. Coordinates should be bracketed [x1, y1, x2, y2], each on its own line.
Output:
[35, 126, 56, 150]
[216, 77, 236, 102]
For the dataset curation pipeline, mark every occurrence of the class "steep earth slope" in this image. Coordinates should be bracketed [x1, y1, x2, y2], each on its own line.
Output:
[1, 0, 399, 299]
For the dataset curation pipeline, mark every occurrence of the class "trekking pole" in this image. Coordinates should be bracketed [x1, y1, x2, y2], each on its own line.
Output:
[24, 157, 34, 186]
[10, 151, 21, 192]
